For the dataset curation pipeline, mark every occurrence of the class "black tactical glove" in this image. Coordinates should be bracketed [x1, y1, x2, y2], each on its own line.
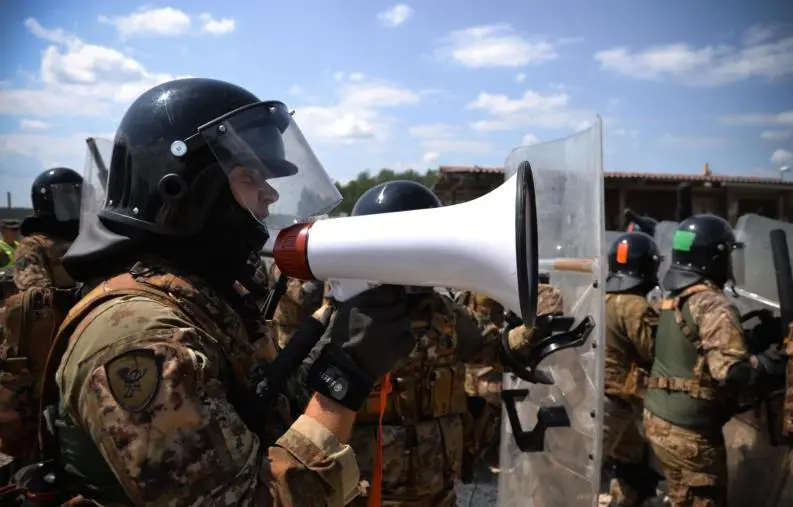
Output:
[755, 347, 788, 378]
[306, 284, 414, 411]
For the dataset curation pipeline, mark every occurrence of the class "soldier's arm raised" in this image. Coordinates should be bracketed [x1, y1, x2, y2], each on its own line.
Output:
[63, 298, 357, 507]
[12, 237, 53, 290]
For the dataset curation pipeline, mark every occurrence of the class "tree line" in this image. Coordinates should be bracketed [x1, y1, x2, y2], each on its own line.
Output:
[330, 168, 439, 216]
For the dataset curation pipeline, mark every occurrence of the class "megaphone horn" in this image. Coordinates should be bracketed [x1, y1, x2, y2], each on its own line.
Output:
[273, 162, 540, 324]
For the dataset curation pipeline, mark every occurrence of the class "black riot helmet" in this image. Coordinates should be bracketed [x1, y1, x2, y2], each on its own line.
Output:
[663, 213, 742, 292]
[606, 231, 660, 293]
[351, 180, 442, 216]
[31, 167, 83, 222]
[98, 77, 340, 251]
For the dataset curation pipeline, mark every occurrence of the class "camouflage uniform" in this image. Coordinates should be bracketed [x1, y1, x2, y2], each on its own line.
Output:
[54, 261, 358, 506]
[643, 283, 750, 507]
[347, 291, 527, 507]
[603, 293, 657, 505]
[12, 233, 75, 291]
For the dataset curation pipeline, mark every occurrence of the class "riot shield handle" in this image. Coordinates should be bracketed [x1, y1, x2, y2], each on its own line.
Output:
[501, 389, 571, 452]
[499, 313, 596, 453]
[500, 314, 596, 385]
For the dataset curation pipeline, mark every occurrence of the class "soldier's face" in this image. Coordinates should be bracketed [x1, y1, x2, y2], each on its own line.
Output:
[228, 165, 280, 220]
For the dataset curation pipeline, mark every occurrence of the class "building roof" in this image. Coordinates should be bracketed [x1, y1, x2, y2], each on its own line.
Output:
[438, 166, 793, 186]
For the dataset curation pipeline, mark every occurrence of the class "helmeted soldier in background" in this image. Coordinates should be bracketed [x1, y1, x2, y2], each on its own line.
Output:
[603, 231, 663, 506]
[12, 168, 82, 291]
[4, 77, 416, 507]
[318, 179, 540, 507]
[643, 214, 788, 507]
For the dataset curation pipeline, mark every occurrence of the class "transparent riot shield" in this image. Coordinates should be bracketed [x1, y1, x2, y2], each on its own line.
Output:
[733, 213, 793, 306]
[497, 119, 605, 507]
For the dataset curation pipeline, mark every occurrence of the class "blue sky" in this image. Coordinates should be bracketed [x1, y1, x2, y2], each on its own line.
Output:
[1, 0, 792, 207]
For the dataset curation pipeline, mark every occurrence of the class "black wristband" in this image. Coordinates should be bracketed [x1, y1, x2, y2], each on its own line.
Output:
[306, 343, 375, 411]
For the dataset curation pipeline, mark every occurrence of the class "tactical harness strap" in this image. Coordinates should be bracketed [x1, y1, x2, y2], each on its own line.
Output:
[646, 285, 724, 402]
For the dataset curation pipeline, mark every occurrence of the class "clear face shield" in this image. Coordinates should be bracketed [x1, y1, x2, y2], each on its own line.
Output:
[49, 182, 83, 222]
[195, 101, 342, 232]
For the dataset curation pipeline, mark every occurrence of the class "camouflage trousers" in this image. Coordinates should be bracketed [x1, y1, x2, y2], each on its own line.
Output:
[603, 395, 647, 506]
[643, 409, 727, 507]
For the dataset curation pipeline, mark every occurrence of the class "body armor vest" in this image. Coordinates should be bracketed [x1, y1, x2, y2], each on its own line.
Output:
[644, 285, 733, 429]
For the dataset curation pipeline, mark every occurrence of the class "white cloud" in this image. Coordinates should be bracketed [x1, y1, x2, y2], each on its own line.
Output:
[295, 73, 422, 143]
[464, 88, 593, 132]
[198, 13, 236, 35]
[771, 149, 793, 166]
[521, 133, 540, 145]
[19, 119, 49, 131]
[408, 122, 495, 160]
[0, 18, 188, 118]
[377, 4, 414, 27]
[659, 134, 725, 149]
[595, 24, 793, 86]
[515, 73, 526, 83]
[717, 110, 793, 126]
[761, 129, 793, 141]
[435, 24, 557, 68]
[98, 8, 235, 39]
[288, 85, 303, 94]
[99, 7, 191, 39]
[422, 152, 439, 164]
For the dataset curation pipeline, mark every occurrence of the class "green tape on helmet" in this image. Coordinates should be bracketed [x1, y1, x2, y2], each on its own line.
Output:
[672, 230, 696, 252]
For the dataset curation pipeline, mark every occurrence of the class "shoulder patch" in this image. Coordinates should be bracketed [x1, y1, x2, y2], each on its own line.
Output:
[105, 349, 161, 412]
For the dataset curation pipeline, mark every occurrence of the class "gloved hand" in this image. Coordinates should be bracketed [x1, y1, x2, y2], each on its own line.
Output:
[306, 284, 414, 411]
[755, 346, 788, 378]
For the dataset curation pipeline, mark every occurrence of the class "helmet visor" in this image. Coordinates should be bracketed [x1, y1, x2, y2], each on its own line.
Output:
[78, 137, 113, 236]
[198, 101, 342, 232]
[50, 182, 82, 222]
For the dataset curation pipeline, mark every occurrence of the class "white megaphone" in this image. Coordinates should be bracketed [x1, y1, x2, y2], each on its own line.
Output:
[273, 162, 539, 324]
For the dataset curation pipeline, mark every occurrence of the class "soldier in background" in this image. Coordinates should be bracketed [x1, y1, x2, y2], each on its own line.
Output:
[323, 180, 551, 507]
[13, 168, 83, 291]
[643, 214, 788, 507]
[603, 231, 663, 507]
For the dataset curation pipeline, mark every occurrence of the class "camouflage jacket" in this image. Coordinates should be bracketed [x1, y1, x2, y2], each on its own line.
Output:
[13, 233, 74, 291]
[54, 260, 358, 507]
[604, 292, 658, 400]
